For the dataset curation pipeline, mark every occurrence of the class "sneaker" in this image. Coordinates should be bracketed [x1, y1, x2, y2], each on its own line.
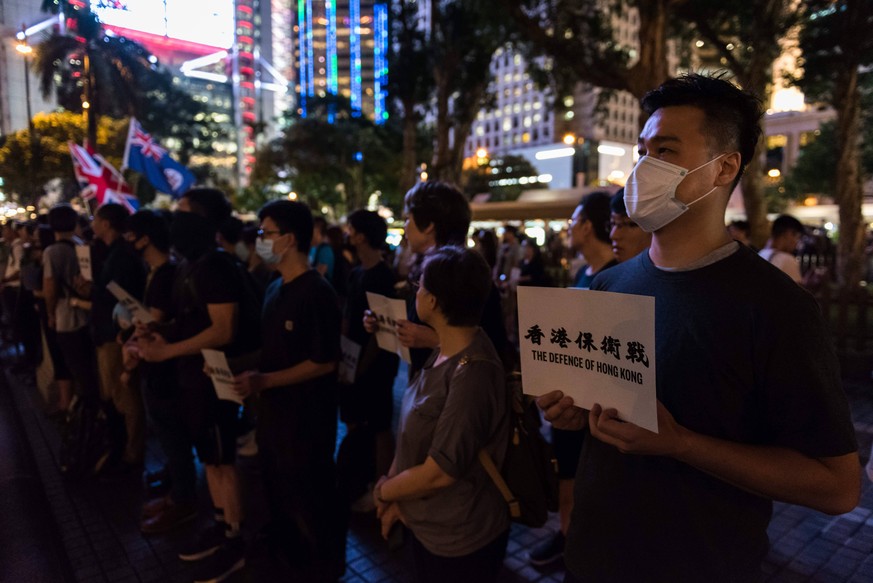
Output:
[528, 531, 565, 566]
[178, 523, 228, 561]
[141, 501, 197, 535]
[141, 495, 171, 520]
[189, 538, 245, 583]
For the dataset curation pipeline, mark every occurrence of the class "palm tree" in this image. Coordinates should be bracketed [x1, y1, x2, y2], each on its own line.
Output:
[32, 2, 174, 148]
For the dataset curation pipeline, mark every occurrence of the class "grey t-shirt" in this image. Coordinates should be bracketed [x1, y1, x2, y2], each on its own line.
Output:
[394, 328, 511, 557]
[43, 240, 88, 333]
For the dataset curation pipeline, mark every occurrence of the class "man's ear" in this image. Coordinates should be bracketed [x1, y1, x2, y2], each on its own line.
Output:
[715, 152, 742, 187]
[284, 231, 298, 253]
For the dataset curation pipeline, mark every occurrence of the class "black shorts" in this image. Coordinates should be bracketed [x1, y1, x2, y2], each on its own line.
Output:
[179, 361, 240, 466]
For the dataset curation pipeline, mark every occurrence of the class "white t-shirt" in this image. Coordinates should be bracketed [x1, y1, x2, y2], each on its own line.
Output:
[759, 248, 802, 284]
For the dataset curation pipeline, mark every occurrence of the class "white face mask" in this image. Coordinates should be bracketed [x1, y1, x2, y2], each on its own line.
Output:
[234, 240, 250, 263]
[255, 237, 282, 264]
[624, 154, 724, 232]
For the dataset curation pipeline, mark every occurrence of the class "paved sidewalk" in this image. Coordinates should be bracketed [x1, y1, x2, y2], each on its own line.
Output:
[3, 357, 872, 582]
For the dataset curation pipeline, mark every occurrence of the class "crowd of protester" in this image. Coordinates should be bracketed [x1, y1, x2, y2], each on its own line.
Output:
[0, 74, 866, 583]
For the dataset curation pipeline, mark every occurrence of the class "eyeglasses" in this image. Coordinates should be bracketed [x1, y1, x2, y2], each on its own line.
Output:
[257, 229, 282, 237]
[568, 215, 587, 229]
[608, 219, 639, 231]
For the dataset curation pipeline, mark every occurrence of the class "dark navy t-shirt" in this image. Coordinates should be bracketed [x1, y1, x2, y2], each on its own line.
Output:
[564, 244, 857, 583]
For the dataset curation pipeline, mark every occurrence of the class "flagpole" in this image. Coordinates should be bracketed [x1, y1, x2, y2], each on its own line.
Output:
[122, 117, 136, 172]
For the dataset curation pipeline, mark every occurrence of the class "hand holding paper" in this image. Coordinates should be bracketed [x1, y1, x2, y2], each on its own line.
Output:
[365, 292, 412, 363]
[536, 390, 587, 431]
[588, 400, 688, 457]
[106, 281, 154, 325]
[232, 370, 265, 400]
[395, 319, 438, 349]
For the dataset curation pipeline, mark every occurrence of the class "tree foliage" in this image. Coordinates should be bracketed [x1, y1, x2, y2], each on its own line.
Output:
[388, 0, 434, 193]
[675, 0, 800, 247]
[500, 0, 676, 101]
[427, 0, 517, 184]
[795, 0, 873, 288]
[0, 112, 126, 204]
[251, 96, 405, 216]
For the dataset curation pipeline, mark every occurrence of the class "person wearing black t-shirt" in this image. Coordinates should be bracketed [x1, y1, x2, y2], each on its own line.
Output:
[138, 189, 250, 583]
[123, 210, 197, 535]
[233, 200, 345, 581]
[339, 210, 400, 507]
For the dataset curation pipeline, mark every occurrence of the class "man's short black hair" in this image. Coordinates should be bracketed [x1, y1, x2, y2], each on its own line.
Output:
[422, 246, 491, 327]
[96, 203, 130, 233]
[347, 209, 388, 249]
[610, 187, 627, 216]
[48, 203, 79, 233]
[181, 188, 232, 229]
[258, 200, 313, 253]
[126, 210, 170, 253]
[218, 216, 244, 245]
[641, 73, 763, 189]
[404, 181, 471, 246]
[771, 214, 805, 239]
[576, 191, 612, 244]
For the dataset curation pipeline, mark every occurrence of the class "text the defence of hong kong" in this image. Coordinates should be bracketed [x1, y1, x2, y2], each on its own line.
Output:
[517, 287, 658, 433]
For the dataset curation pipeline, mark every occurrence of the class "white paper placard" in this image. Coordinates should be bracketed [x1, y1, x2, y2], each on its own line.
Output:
[76, 245, 92, 281]
[106, 280, 154, 324]
[338, 335, 361, 384]
[517, 286, 658, 432]
[365, 292, 411, 363]
[201, 349, 243, 405]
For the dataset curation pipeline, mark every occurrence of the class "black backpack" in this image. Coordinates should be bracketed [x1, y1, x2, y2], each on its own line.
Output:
[478, 372, 559, 528]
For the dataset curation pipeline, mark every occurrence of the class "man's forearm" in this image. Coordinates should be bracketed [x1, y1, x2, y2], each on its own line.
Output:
[165, 324, 233, 358]
[675, 428, 861, 515]
[262, 359, 337, 390]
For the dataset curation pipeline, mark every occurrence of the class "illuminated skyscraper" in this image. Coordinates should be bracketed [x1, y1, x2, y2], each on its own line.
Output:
[293, 0, 388, 122]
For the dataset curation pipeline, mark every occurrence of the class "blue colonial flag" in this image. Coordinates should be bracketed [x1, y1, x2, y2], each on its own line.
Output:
[122, 118, 195, 197]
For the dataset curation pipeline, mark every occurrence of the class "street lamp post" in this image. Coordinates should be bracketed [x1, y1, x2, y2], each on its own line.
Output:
[16, 28, 39, 204]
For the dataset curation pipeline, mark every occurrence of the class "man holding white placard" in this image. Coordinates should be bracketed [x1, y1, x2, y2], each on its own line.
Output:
[538, 74, 860, 582]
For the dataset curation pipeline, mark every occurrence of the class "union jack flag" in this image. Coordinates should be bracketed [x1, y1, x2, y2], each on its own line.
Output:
[69, 142, 139, 214]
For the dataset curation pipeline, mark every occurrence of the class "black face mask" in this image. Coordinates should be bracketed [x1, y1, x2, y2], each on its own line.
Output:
[170, 211, 214, 260]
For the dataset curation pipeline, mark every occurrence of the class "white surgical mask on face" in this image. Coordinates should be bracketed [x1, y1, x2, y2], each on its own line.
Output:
[624, 154, 725, 232]
[255, 237, 282, 264]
